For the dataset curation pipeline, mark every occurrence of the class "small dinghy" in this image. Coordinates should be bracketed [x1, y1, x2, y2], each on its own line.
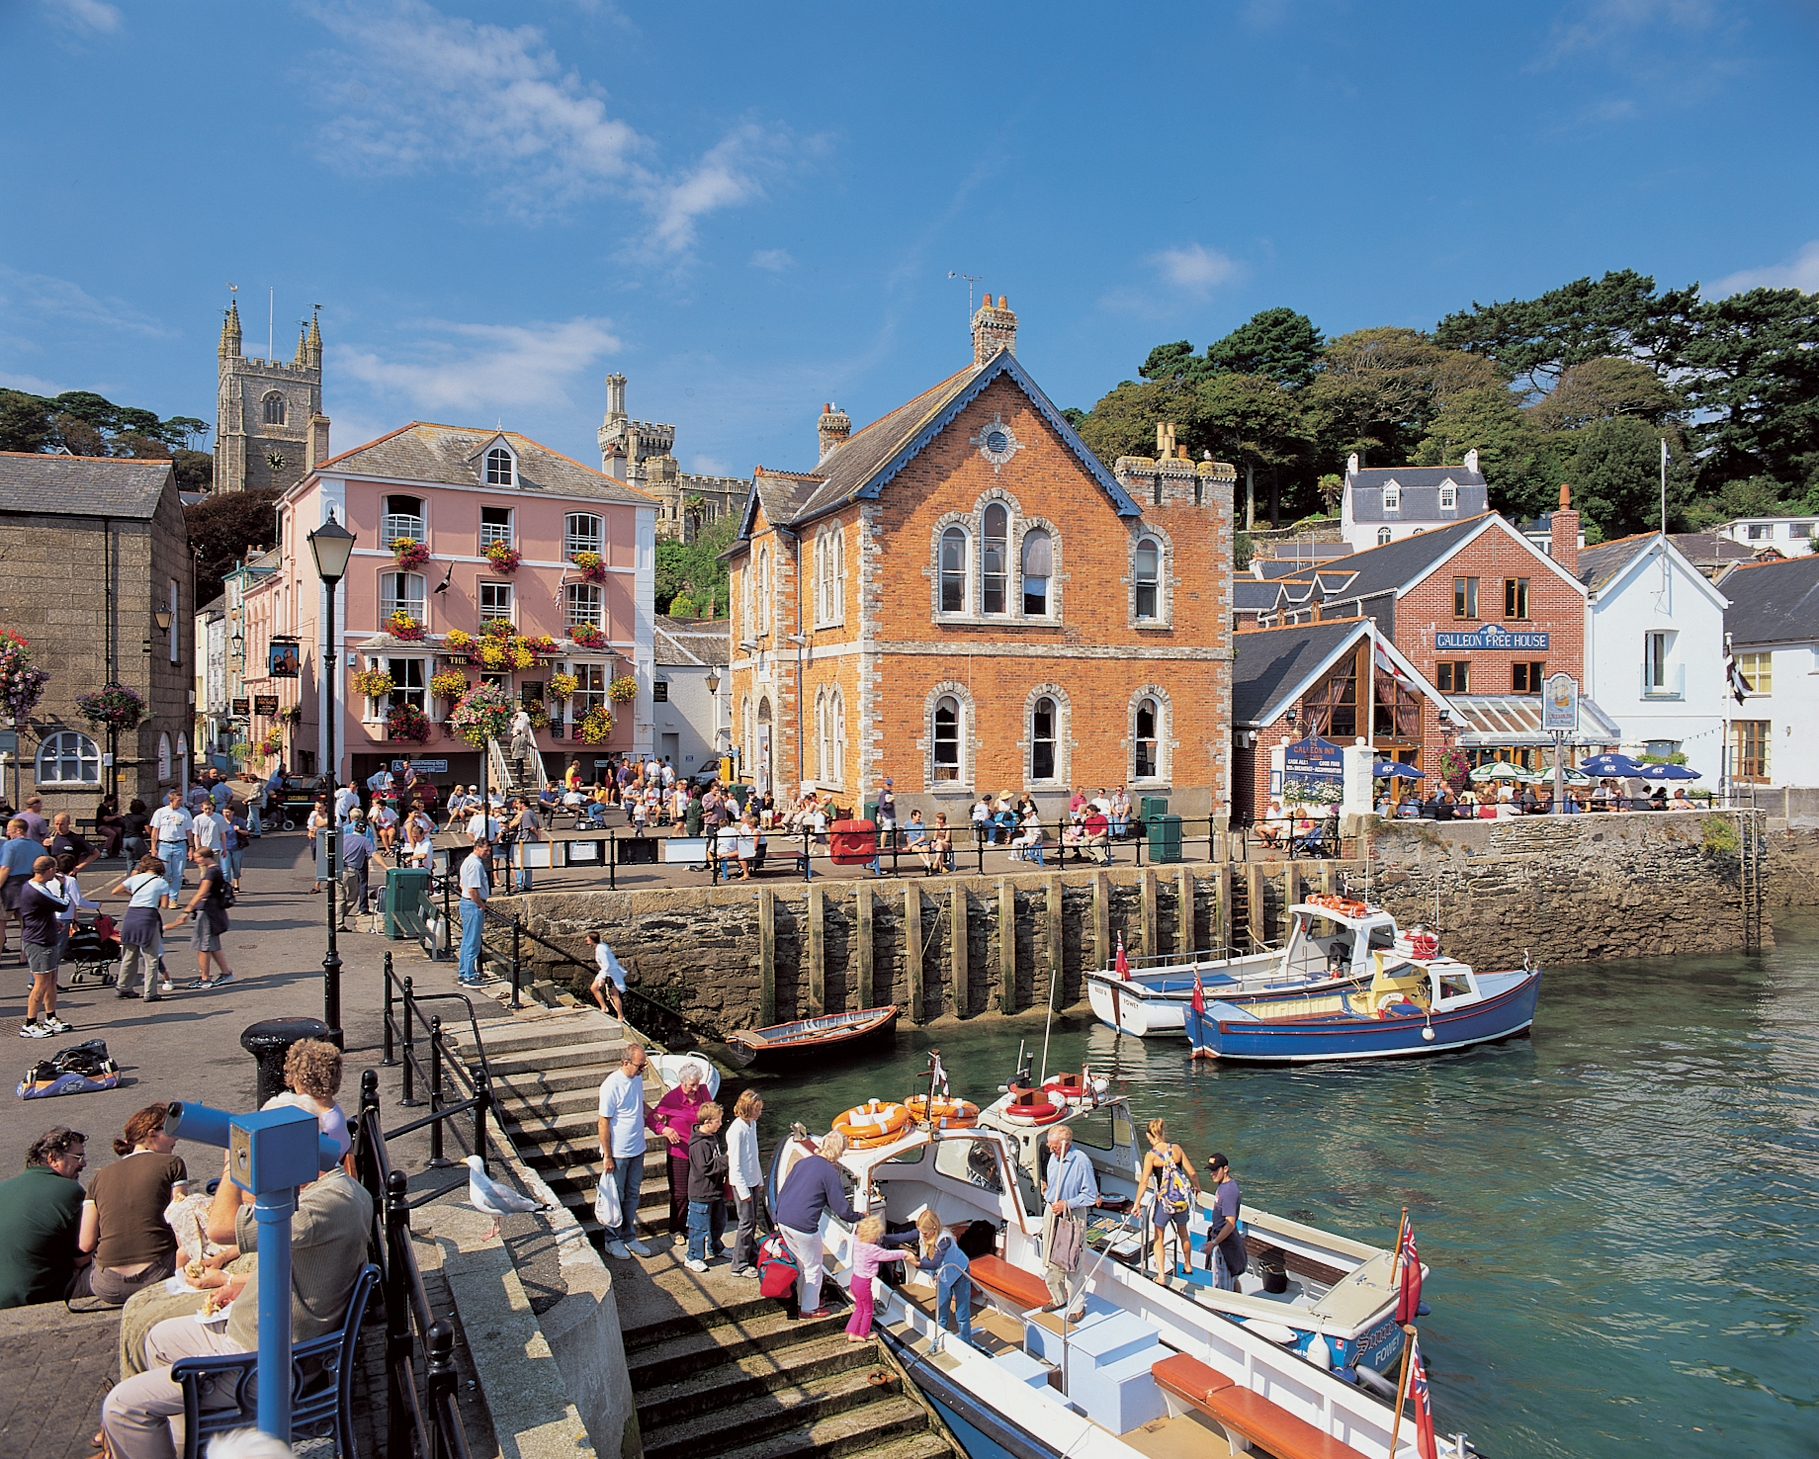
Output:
[726, 1004, 900, 1067]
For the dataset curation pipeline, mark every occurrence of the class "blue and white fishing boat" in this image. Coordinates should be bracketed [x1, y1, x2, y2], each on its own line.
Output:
[1086, 898, 1445, 1039]
[1186, 948, 1542, 1063]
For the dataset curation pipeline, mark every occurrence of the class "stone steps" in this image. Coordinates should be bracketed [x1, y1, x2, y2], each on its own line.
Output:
[637, 1332, 884, 1431]
[639, 1360, 913, 1459]
[625, 1307, 851, 1388]
[712, 1411, 952, 1459]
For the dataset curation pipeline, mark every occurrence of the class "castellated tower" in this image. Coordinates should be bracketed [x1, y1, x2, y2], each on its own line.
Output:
[214, 301, 327, 494]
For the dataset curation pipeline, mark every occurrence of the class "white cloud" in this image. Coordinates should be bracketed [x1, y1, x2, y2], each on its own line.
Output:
[1151, 244, 1243, 298]
[44, 0, 122, 35]
[651, 122, 783, 253]
[0, 263, 167, 336]
[334, 316, 622, 418]
[749, 248, 794, 273]
[1712, 240, 1819, 297]
[0, 370, 73, 396]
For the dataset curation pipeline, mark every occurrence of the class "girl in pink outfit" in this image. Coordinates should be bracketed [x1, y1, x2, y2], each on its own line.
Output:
[845, 1215, 910, 1340]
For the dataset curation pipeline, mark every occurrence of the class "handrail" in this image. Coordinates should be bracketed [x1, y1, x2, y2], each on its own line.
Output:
[381, 951, 495, 1168]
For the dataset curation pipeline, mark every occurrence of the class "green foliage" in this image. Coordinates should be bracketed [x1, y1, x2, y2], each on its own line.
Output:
[1680, 286, 1819, 499]
[1203, 308, 1325, 389]
[1233, 532, 1252, 572]
[1567, 416, 1692, 539]
[655, 516, 736, 617]
[1528, 357, 1683, 433]
[1414, 386, 1566, 521]
[186, 488, 280, 604]
[1074, 380, 1195, 469]
[1701, 815, 1740, 857]
[0, 387, 212, 458]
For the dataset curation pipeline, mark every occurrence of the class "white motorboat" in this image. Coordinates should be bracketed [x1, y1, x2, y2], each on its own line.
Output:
[1085, 899, 1455, 1039]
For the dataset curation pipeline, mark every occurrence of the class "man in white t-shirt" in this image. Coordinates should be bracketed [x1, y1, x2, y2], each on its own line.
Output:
[149, 792, 193, 891]
[370, 801, 399, 857]
[333, 784, 360, 823]
[192, 802, 229, 861]
[366, 766, 395, 800]
[457, 838, 491, 985]
[595, 1043, 654, 1258]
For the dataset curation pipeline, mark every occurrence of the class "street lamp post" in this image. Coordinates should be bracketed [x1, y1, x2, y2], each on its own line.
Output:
[704, 667, 722, 775]
[308, 515, 356, 1042]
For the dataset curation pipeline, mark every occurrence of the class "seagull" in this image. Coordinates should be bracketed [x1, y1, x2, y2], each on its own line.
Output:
[465, 1155, 545, 1238]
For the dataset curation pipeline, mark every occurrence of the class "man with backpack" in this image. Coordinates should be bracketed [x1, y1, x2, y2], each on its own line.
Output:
[1205, 1152, 1247, 1291]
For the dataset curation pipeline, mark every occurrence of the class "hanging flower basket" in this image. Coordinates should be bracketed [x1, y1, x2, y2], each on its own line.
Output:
[351, 667, 396, 699]
[525, 701, 551, 731]
[449, 681, 514, 747]
[477, 639, 508, 671]
[74, 683, 146, 731]
[257, 729, 284, 756]
[548, 672, 579, 701]
[570, 550, 607, 583]
[391, 538, 431, 572]
[484, 542, 522, 573]
[578, 705, 615, 744]
[525, 633, 559, 657]
[0, 630, 50, 722]
[569, 622, 604, 649]
[387, 610, 425, 641]
[430, 669, 470, 701]
[385, 702, 434, 744]
[1436, 745, 1470, 794]
[608, 675, 638, 705]
[277, 705, 303, 726]
[506, 638, 535, 671]
[481, 618, 516, 640]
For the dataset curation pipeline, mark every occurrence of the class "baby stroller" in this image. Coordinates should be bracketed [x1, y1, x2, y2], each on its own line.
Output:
[63, 913, 121, 989]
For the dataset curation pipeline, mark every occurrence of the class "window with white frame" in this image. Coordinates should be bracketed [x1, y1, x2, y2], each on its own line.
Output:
[1439, 482, 1457, 510]
[982, 503, 1009, 614]
[1031, 697, 1059, 781]
[1643, 631, 1673, 693]
[479, 581, 514, 624]
[571, 664, 607, 716]
[480, 505, 512, 548]
[1134, 696, 1163, 779]
[1133, 538, 1161, 621]
[564, 513, 603, 559]
[485, 446, 514, 486]
[815, 687, 847, 784]
[381, 572, 427, 625]
[939, 527, 969, 613]
[383, 495, 426, 543]
[816, 528, 844, 626]
[1377, 527, 1393, 545]
[565, 583, 604, 629]
[756, 549, 771, 635]
[1382, 483, 1401, 513]
[383, 657, 426, 713]
[35, 730, 99, 786]
[1022, 529, 1052, 616]
[932, 695, 963, 781]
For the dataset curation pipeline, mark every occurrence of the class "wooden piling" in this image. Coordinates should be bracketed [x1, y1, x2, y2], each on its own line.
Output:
[1140, 868, 1158, 962]
[1176, 866, 1196, 958]
[758, 889, 776, 1026]
[1282, 863, 1302, 921]
[1318, 860, 1335, 896]
[1045, 875, 1064, 1010]
[806, 885, 825, 1017]
[1246, 863, 1266, 947]
[1213, 863, 1231, 954]
[855, 883, 875, 1009]
[949, 884, 968, 1018]
[998, 878, 1017, 1014]
[904, 886, 924, 1024]
[1092, 872, 1110, 973]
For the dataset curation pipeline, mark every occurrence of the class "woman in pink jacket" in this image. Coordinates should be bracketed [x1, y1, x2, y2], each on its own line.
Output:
[650, 1064, 711, 1239]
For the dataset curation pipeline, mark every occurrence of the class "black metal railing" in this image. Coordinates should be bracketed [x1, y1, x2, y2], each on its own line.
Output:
[379, 950, 495, 1173]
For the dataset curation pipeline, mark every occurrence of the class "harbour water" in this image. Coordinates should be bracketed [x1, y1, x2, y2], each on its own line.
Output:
[751, 913, 1819, 1458]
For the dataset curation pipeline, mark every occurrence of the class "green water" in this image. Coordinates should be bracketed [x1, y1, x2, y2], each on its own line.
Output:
[747, 916, 1819, 1458]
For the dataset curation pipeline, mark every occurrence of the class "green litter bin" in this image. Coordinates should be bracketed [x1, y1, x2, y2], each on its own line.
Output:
[1139, 796, 1170, 822]
[383, 866, 431, 941]
[1147, 814, 1183, 863]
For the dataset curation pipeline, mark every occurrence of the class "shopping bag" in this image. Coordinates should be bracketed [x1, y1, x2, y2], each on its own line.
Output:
[594, 1174, 623, 1231]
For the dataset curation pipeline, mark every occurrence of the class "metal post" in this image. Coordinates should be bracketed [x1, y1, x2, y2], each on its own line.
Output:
[805, 827, 813, 882]
[384, 1170, 413, 1459]
[976, 827, 984, 876]
[607, 829, 616, 891]
[510, 914, 522, 1010]
[253, 1187, 297, 1442]
[381, 951, 397, 1066]
[426, 1320, 458, 1459]
[357, 1070, 382, 1207]
[441, 862, 452, 959]
[399, 975, 419, 1107]
[322, 574, 342, 1041]
[472, 1063, 491, 1163]
[428, 1015, 448, 1167]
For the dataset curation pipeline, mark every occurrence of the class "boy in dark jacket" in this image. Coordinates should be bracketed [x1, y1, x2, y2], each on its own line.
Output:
[685, 1101, 729, 1272]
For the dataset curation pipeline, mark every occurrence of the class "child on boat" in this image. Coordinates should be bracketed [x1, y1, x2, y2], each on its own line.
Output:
[845, 1215, 910, 1340]
[914, 1209, 973, 1350]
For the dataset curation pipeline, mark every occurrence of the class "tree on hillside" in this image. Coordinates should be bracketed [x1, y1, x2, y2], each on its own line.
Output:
[1203, 307, 1325, 389]
[655, 516, 736, 617]
[0, 388, 213, 488]
[1568, 416, 1694, 540]
[1304, 327, 1500, 468]
[1414, 386, 1566, 521]
[1196, 373, 1312, 528]
[1680, 286, 1819, 500]
[1074, 379, 1201, 470]
[187, 488, 279, 604]
[1527, 356, 1683, 434]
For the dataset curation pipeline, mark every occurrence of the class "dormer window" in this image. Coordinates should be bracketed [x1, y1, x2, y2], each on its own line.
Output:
[485, 446, 515, 486]
[1439, 481, 1457, 511]
[1382, 482, 1401, 513]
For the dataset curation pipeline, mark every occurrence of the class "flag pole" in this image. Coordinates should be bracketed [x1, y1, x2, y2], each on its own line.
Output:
[1388, 1321, 1417, 1458]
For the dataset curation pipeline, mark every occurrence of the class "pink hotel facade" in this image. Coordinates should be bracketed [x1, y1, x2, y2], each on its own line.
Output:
[241, 422, 657, 788]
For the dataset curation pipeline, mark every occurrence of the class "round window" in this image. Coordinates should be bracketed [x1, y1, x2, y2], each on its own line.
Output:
[985, 429, 1009, 454]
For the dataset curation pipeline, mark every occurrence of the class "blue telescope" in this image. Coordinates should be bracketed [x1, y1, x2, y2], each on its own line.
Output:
[164, 1100, 346, 1441]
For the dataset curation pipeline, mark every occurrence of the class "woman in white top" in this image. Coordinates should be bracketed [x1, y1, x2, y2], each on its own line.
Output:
[402, 811, 434, 868]
[305, 796, 332, 894]
[726, 1089, 767, 1277]
[111, 854, 174, 1001]
[586, 931, 626, 1019]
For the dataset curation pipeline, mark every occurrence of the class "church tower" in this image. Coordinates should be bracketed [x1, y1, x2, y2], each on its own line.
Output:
[214, 300, 327, 494]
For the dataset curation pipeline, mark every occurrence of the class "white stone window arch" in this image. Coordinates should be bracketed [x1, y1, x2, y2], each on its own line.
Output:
[262, 391, 286, 426]
[920, 680, 976, 789]
[158, 733, 172, 781]
[176, 733, 188, 783]
[756, 548, 771, 636]
[740, 695, 754, 772]
[1128, 685, 1174, 783]
[1377, 526, 1393, 546]
[816, 526, 845, 627]
[1128, 522, 1176, 628]
[1021, 684, 1071, 785]
[36, 729, 100, 787]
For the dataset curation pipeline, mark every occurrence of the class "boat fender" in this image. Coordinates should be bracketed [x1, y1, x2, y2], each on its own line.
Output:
[1306, 1332, 1331, 1370]
[1421, 1026, 1437, 1042]
[1417, 1300, 1431, 1317]
[1352, 1362, 1401, 1402]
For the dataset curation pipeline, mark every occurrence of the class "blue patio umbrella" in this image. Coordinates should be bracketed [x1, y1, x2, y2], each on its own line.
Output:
[1579, 753, 1646, 776]
[1635, 762, 1701, 780]
[1372, 761, 1426, 779]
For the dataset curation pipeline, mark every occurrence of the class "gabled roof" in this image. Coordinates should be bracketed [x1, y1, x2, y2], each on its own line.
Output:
[1232, 619, 1445, 728]
[1346, 464, 1487, 523]
[1722, 554, 1819, 647]
[0, 452, 176, 519]
[1232, 579, 1286, 613]
[1575, 533, 1655, 592]
[1316, 512, 1586, 610]
[308, 423, 652, 506]
[654, 615, 731, 667]
[735, 350, 1140, 546]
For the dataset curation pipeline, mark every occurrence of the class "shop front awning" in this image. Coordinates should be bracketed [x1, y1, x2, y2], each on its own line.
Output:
[1446, 693, 1622, 746]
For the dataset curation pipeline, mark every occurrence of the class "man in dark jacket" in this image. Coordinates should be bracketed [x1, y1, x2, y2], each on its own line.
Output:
[684, 1102, 728, 1272]
[774, 1131, 862, 1318]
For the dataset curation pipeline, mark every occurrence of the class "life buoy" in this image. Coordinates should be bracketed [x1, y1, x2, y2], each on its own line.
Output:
[1002, 1088, 1065, 1125]
[905, 1095, 980, 1129]
[834, 1099, 909, 1148]
[1405, 932, 1439, 960]
[1308, 893, 1369, 919]
[1375, 993, 1411, 1019]
[1043, 1076, 1090, 1104]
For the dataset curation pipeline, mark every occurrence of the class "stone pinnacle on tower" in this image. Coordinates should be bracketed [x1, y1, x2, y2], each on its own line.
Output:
[305, 306, 323, 370]
[219, 299, 242, 358]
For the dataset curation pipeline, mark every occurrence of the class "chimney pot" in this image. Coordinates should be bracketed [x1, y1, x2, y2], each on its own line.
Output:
[997, 295, 1007, 309]
[1464, 447, 1479, 474]
[818, 402, 852, 462]
[971, 291, 1019, 366]
[1559, 482, 1571, 509]
[1347, 452, 1360, 475]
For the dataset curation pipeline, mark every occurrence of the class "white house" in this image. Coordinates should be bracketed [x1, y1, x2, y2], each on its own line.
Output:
[1716, 516, 1817, 556]
[1719, 554, 1819, 788]
[652, 615, 731, 780]
[1338, 451, 1487, 554]
[1578, 532, 1731, 782]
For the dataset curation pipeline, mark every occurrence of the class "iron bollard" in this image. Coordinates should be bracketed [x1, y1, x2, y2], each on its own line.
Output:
[441, 866, 452, 961]
[427, 1015, 449, 1167]
[399, 976, 420, 1106]
[426, 1320, 459, 1459]
[976, 827, 985, 875]
[804, 827, 813, 882]
[607, 829, 616, 891]
[510, 915, 522, 1011]
[384, 1169, 414, 1459]
[381, 952, 397, 1066]
[472, 1063, 491, 1165]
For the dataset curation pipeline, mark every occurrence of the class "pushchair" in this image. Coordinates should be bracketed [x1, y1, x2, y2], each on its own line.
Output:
[63, 913, 121, 988]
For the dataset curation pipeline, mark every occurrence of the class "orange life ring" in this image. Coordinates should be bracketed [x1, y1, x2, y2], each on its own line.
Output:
[905, 1095, 980, 1129]
[834, 1099, 909, 1148]
[1310, 893, 1369, 919]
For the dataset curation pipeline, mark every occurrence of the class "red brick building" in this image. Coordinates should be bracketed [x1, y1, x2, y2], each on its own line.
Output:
[727, 298, 1237, 820]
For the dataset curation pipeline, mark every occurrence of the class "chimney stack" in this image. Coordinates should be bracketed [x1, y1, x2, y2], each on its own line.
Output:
[606, 372, 627, 422]
[1155, 421, 1177, 460]
[818, 403, 851, 461]
[1346, 452, 1359, 476]
[971, 292, 1018, 366]
[1551, 482, 1580, 575]
[1464, 447, 1480, 474]
[306, 414, 330, 473]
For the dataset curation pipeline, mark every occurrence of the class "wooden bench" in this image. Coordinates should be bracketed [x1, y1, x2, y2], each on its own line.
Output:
[1152, 1352, 1357, 1459]
[967, 1252, 1052, 1315]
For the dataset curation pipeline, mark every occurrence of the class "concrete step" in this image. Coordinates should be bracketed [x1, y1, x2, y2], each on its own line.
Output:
[639, 1363, 905, 1459]
[636, 1333, 882, 1431]
[482, 1041, 623, 1077]
[622, 1292, 780, 1354]
[456, 1013, 619, 1054]
[711, 1405, 947, 1459]
[625, 1308, 850, 1389]
[492, 1065, 612, 1098]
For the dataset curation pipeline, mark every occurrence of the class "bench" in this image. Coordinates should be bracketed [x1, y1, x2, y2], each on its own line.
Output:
[1152, 1352, 1356, 1459]
[967, 1252, 1052, 1315]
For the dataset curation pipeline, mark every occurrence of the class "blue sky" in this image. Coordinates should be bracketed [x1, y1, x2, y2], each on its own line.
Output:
[3, 0, 1817, 479]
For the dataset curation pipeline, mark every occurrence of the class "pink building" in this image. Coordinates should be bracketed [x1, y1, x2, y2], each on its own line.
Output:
[241, 422, 657, 789]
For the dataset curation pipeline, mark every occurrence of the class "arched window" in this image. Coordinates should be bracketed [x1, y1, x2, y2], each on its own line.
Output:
[35, 730, 99, 786]
[1031, 697, 1058, 781]
[756, 549, 771, 635]
[981, 504, 1009, 614]
[940, 527, 968, 613]
[383, 495, 426, 543]
[1376, 526, 1393, 546]
[176, 734, 188, 782]
[262, 392, 285, 426]
[485, 446, 514, 486]
[816, 528, 844, 626]
[158, 733, 171, 781]
[740, 695, 754, 772]
[1022, 528, 1052, 615]
[1134, 697, 1161, 779]
[564, 513, 603, 559]
[816, 691, 832, 781]
[833, 690, 847, 785]
[381, 572, 427, 625]
[933, 696, 962, 780]
[1134, 537, 1161, 620]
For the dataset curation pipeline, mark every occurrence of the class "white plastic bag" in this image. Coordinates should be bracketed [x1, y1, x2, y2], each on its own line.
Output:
[594, 1174, 623, 1231]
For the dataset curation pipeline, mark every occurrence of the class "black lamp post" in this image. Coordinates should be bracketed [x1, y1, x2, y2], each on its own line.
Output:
[308, 515, 356, 1041]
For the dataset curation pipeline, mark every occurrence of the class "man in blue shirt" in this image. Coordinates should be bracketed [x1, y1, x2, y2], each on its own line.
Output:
[457, 837, 491, 985]
[0, 819, 45, 966]
[774, 1130, 863, 1319]
[1040, 1125, 1099, 1318]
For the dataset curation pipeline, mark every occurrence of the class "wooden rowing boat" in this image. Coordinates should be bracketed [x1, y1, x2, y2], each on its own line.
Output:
[725, 1005, 900, 1066]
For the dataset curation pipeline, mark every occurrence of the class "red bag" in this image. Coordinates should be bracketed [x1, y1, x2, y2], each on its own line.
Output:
[757, 1232, 799, 1299]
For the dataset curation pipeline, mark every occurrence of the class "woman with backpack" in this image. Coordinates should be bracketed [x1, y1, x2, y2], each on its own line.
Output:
[171, 848, 235, 989]
[1138, 1118, 1201, 1285]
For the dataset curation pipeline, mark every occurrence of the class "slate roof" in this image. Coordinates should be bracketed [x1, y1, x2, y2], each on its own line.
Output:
[1346, 465, 1487, 523]
[654, 614, 732, 667]
[1233, 579, 1289, 613]
[737, 350, 1140, 543]
[1722, 554, 1819, 647]
[1670, 530, 1760, 572]
[0, 452, 175, 519]
[312, 424, 652, 506]
[1231, 620, 1371, 725]
[1576, 534, 1657, 593]
[1314, 515, 1491, 609]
